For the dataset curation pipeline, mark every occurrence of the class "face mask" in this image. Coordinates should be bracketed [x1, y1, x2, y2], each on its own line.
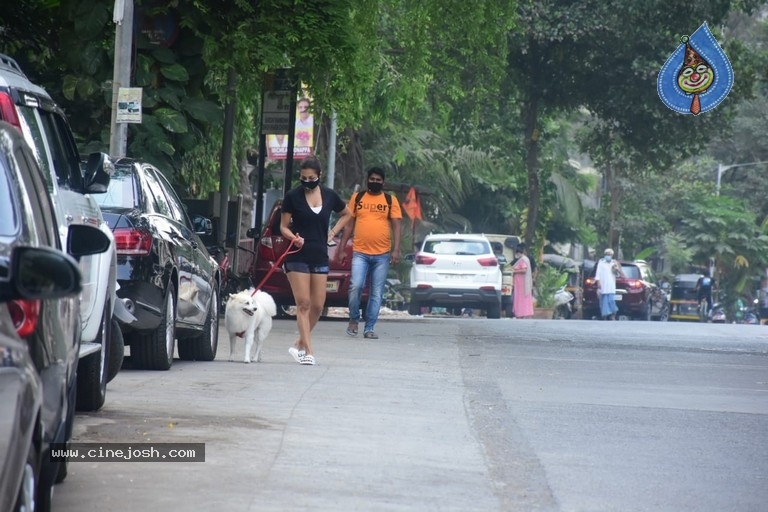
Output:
[301, 179, 320, 190]
[605, 255, 612, 262]
[367, 181, 383, 193]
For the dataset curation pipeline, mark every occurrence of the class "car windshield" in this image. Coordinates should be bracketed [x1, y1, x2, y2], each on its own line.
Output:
[94, 167, 136, 209]
[423, 239, 489, 256]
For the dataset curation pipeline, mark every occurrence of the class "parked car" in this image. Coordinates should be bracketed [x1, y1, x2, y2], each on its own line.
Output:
[582, 259, 669, 320]
[408, 233, 503, 318]
[0, 120, 111, 511]
[250, 199, 366, 316]
[94, 158, 221, 370]
[0, 53, 120, 411]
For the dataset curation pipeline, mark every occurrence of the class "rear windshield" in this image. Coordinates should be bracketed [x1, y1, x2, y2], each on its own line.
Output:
[94, 166, 136, 209]
[423, 239, 490, 256]
[622, 265, 640, 279]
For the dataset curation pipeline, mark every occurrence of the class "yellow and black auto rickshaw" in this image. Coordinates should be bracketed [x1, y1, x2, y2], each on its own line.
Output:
[669, 273, 703, 321]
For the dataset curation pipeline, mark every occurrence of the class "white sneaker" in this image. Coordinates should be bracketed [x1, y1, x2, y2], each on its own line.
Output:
[299, 354, 315, 365]
[288, 347, 304, 363]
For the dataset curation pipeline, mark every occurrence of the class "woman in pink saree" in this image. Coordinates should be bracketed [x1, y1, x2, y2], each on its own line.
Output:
[512, 247, 534, 318]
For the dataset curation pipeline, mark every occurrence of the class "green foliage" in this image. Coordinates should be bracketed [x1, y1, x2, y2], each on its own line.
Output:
[533, 263, 569, 308]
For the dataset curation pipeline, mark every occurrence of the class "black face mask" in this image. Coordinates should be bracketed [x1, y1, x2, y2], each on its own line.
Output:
[301, 179, 320, 190]
[367, 181, 383, 193]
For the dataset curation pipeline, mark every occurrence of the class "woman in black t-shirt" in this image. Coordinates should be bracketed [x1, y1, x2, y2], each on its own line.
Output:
[280, 157, 352, 365]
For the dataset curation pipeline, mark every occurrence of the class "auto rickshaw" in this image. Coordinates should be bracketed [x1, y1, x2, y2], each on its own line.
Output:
[669, 273, 703, 321]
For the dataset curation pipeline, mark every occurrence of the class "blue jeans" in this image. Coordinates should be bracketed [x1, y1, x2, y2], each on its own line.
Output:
[348, 251, 390, 333]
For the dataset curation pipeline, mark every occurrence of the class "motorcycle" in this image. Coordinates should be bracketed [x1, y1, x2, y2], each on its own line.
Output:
[553, 285, 574, 319]
[735, 298, 760, 325]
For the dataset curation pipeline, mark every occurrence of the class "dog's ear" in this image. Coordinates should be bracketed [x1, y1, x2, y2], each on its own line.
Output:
[229, 293, 235, 299]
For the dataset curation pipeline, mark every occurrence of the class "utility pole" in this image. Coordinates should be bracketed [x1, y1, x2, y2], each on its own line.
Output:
[109, 0, 134, 157]
[716, 160, 768, 195]
[218, 67, 237, 247]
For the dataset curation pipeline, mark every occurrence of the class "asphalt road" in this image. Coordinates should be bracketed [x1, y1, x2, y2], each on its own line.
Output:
[53, 315, 768, 512]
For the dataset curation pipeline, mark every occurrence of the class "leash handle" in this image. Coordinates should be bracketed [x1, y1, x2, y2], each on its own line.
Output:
[252, 237, 300, 295]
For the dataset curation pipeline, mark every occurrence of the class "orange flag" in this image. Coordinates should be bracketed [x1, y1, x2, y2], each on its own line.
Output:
[402, 186, 423, 220]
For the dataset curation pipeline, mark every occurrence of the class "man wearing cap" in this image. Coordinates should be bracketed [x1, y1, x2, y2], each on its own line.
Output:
[594, 248, 623, 320]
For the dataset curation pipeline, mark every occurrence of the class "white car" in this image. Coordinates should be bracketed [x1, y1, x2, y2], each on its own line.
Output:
[408, 233, 503, 318]
[0, 53, 120, 411]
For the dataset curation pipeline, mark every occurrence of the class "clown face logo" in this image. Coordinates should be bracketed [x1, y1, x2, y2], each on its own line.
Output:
[658, 23, 733, 115]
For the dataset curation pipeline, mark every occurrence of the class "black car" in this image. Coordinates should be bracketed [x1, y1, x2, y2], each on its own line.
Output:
[94, 158, 221, 370]
[0, 121, 110, 511]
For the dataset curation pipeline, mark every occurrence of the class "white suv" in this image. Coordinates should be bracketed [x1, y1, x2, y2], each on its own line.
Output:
[408, 233, 503, 318]
[0, 53, 118, 411]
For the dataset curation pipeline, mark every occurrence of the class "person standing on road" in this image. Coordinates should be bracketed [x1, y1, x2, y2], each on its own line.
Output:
[280, 157, 352, 365]
[511, 245, 534, 318]
[336, 166, 402, 339]
[594, 248, 623, 320]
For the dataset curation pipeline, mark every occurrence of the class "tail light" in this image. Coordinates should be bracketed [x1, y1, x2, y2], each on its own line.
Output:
[8, 299, 40, 338]
[477, 256, 498, 267]
[260, 237, 274, 249]
[415, 253, 436, 265]
[625, 279, 644, 290]
[584, 277, 596, 287]
[113, 227, 152, 256]
[0, 92, 21, 131]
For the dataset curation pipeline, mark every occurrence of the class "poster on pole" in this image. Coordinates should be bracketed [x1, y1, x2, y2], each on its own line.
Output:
[116, 87, 142, 124]
[265, 84, 314, 161]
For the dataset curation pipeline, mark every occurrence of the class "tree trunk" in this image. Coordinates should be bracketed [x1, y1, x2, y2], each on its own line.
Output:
[605, 160, 621, 250]
[523, 97, 540, 247]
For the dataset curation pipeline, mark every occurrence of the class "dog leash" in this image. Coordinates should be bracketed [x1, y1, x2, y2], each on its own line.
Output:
[251, 238, 301, 296]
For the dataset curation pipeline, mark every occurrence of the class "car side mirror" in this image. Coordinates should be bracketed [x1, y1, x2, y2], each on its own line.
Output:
[0, 246, 82, 302]
[246, 227, 262, 241]
[67, 224, 111, 260]
[83, 152, 113, 193]
[404, 253, 414, 263]
[497, 255, 508, 266]
[192, 215, 213, 236]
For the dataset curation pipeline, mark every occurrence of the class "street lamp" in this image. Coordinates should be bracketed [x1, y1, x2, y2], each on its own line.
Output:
[716, 160, 768, 196]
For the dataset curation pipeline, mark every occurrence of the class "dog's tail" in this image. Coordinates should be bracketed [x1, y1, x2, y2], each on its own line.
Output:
[255, 290, 278, 317]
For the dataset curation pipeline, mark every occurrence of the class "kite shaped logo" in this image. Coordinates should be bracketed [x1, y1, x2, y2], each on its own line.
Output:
[657, 22, 733, 115]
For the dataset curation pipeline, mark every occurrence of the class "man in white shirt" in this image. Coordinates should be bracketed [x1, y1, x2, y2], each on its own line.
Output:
[594, 248, 623, 320]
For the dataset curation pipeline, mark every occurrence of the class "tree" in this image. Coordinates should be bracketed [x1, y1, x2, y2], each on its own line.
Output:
[506, 0, 761, 248]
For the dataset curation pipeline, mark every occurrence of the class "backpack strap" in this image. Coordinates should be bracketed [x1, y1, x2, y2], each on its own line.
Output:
[354, 191, 392, 219]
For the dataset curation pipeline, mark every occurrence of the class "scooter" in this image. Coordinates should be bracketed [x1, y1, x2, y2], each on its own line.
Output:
[553, 286, 574, 319]
[708, 302, 726, 323]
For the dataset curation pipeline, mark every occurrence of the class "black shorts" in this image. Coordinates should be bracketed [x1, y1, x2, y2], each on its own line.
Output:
[284, 261, 329, 274]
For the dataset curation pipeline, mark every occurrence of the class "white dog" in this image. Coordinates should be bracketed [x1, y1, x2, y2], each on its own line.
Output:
[224, 289, 277, 363]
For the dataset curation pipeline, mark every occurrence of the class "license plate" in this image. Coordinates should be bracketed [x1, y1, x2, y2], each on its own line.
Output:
[442, 274, 470, 280]
[614, 294, 622, 301]
[327, 281, 339, 292]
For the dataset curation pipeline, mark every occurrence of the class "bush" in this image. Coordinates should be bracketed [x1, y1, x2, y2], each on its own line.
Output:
[533, 263, 569, 308]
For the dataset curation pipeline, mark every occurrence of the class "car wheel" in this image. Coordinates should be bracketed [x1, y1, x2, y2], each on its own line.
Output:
[486, 300, 501, 319]
[133, 282, 176, 370]
[179, 287, 219, 361]
[15, 433, 39, 512]
[76, 300, 110, 411]
[639, 299, 652, 321]
[276, 304, 296, 318]
[107, 318, 124, 383]
[408, 300, 421, 316]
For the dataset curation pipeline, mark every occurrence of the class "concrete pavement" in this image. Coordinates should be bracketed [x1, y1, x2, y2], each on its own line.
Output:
[55, 315, 502, 511]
